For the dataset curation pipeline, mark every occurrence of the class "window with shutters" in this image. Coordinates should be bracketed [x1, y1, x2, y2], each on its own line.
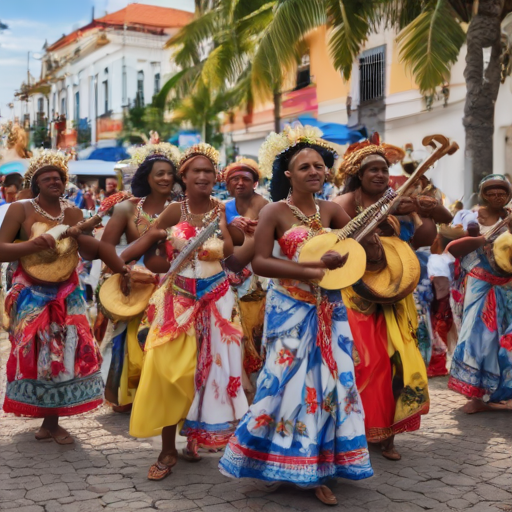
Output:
[359, 45, 385, 103]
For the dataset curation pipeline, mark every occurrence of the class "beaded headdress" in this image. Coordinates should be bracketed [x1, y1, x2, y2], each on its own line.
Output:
[24, 149, 69, 189]
[178, 143, 220, 176]
[337, 133, 405, 180]
[259, 125, 338, 179]
[222, 157, 260, 183]
[130, 142, 181, 169]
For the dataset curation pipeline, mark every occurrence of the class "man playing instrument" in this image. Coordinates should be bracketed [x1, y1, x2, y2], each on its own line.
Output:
[120, 143, 248, 481]
[447, 174, 512, 414]
[334, 139, 438, 461]
[222, 158, 268, 400]
[0, 150, 127, 445]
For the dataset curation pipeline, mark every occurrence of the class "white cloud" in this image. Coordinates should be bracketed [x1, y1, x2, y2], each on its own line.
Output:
[0, 58, 27, 67]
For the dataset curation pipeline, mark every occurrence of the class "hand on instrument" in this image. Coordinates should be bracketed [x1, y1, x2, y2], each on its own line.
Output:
[63, 226, 83, 239]
[32, 233, 56, 252]
[394, 197, 417, 216]
[120, 265, 132, 296]
[304, 267, 325, 283]
[416, 195, 438, 216]
[321, 251, 349, 270]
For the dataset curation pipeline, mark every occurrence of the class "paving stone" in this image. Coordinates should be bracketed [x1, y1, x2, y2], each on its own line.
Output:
[0, 507, 44, 512]
[155, 499, 198, 510]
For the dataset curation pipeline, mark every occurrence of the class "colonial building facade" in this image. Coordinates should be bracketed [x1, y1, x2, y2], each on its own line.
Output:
[13, 3, 192, 146]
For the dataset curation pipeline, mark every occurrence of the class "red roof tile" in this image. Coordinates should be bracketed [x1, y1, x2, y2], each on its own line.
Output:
[47, 3, 193, 52]
[96, 3, 193, 30]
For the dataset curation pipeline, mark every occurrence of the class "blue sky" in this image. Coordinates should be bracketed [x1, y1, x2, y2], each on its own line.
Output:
[0, 0, 195, 121]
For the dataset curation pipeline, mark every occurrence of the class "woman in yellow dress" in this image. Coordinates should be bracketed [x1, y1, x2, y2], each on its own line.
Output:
[120, 144, 248, 481]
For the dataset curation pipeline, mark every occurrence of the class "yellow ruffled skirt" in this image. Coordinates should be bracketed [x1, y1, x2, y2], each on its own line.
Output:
[129, 330, 196, 438]
[118, 316, 145, 406]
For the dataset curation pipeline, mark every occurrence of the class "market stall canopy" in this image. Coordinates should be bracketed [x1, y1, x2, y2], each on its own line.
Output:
[0, 160, 29, 175]
[86, 147, 129, 162]
[68, 160, 117, 176]
[297, 116, 367, 145]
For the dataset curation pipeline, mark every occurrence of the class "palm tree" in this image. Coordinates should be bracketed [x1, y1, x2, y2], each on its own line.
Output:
[171, 78, 233, 147]
[157, 0, 281, 136]
[251, 0, 512, 191]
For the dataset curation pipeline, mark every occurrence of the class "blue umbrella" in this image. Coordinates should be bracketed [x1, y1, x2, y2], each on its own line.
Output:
[0, 160, 29, 175]
[86, 147, 129, 162]
[297, 116, 367, 145]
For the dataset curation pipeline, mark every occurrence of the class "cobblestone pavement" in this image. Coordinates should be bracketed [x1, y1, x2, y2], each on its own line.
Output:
[1, 334, 512, 512]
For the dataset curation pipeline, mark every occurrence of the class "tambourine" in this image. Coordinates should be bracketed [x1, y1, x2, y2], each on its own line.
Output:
[20, 222, 79, 283]
[492, 231, 512, 275]
[353, 236, 420, 304]
[99, 266, 157, 323]
[298, 232, 367, 290]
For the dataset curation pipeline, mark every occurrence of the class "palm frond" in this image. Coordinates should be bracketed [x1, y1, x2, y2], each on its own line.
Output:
[326, 0, 379, 79]
[380, 0, 423, 30]
[251, 0, 325, 99]
[165, 9, 220, 68]
[153, 65, 203, 109]
[446, 0, 472, 22]
[396, 0, 466, 94]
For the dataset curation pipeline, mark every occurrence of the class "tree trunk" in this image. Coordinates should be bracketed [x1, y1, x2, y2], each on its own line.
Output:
[463, 0, 504, 193]
[273, 89, 281, 133]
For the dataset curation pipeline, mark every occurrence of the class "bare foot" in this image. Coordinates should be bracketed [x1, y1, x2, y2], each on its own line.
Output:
[381, 437, 401, 461]
[462, 397, 493, 414]
[315, 486, 338, 506]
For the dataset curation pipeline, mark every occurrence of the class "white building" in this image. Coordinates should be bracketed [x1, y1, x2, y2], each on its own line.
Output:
[13, 3, 193, 146]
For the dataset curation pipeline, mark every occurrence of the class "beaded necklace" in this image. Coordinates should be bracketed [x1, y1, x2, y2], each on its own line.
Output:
[181, 197, 220, 228]
[284, 192, 323, 231]
[31, 197, 68, 224]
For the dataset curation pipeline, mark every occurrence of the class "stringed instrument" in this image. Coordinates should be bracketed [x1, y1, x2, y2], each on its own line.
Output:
[299, 134, 458, 301]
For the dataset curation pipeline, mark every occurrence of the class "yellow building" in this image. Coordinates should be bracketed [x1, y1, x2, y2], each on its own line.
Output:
[224, 27, 512, 202]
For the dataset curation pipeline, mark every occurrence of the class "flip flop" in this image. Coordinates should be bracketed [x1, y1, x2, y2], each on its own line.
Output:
[35, 428, 74, 445]
[315, 486, 338, 506]
[147, 460, 175, 481]
[181, 447, 202, 462]
[51, 433, 75, 445]
[35, 428, 52, 441]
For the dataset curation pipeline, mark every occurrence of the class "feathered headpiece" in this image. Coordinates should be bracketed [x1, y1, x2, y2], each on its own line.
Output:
[130, 142, 181, 169]
[24, 150, 69, 189]
[259, 125, 338, 179]
[337, 133, 405, 180]
[222, 157, 260, 183]
[178, 143, 220, 176]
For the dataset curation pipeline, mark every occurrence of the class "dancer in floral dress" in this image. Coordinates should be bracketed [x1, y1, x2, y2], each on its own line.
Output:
[219, 126, 373, 506]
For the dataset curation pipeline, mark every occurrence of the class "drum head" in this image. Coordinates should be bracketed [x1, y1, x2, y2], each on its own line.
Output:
[21, 222, 78, 283]
[493, 231, 512, 274]
[299, 233, 367, 290]
[99, 271, 156, 322]
[354, 237, 420, 304]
